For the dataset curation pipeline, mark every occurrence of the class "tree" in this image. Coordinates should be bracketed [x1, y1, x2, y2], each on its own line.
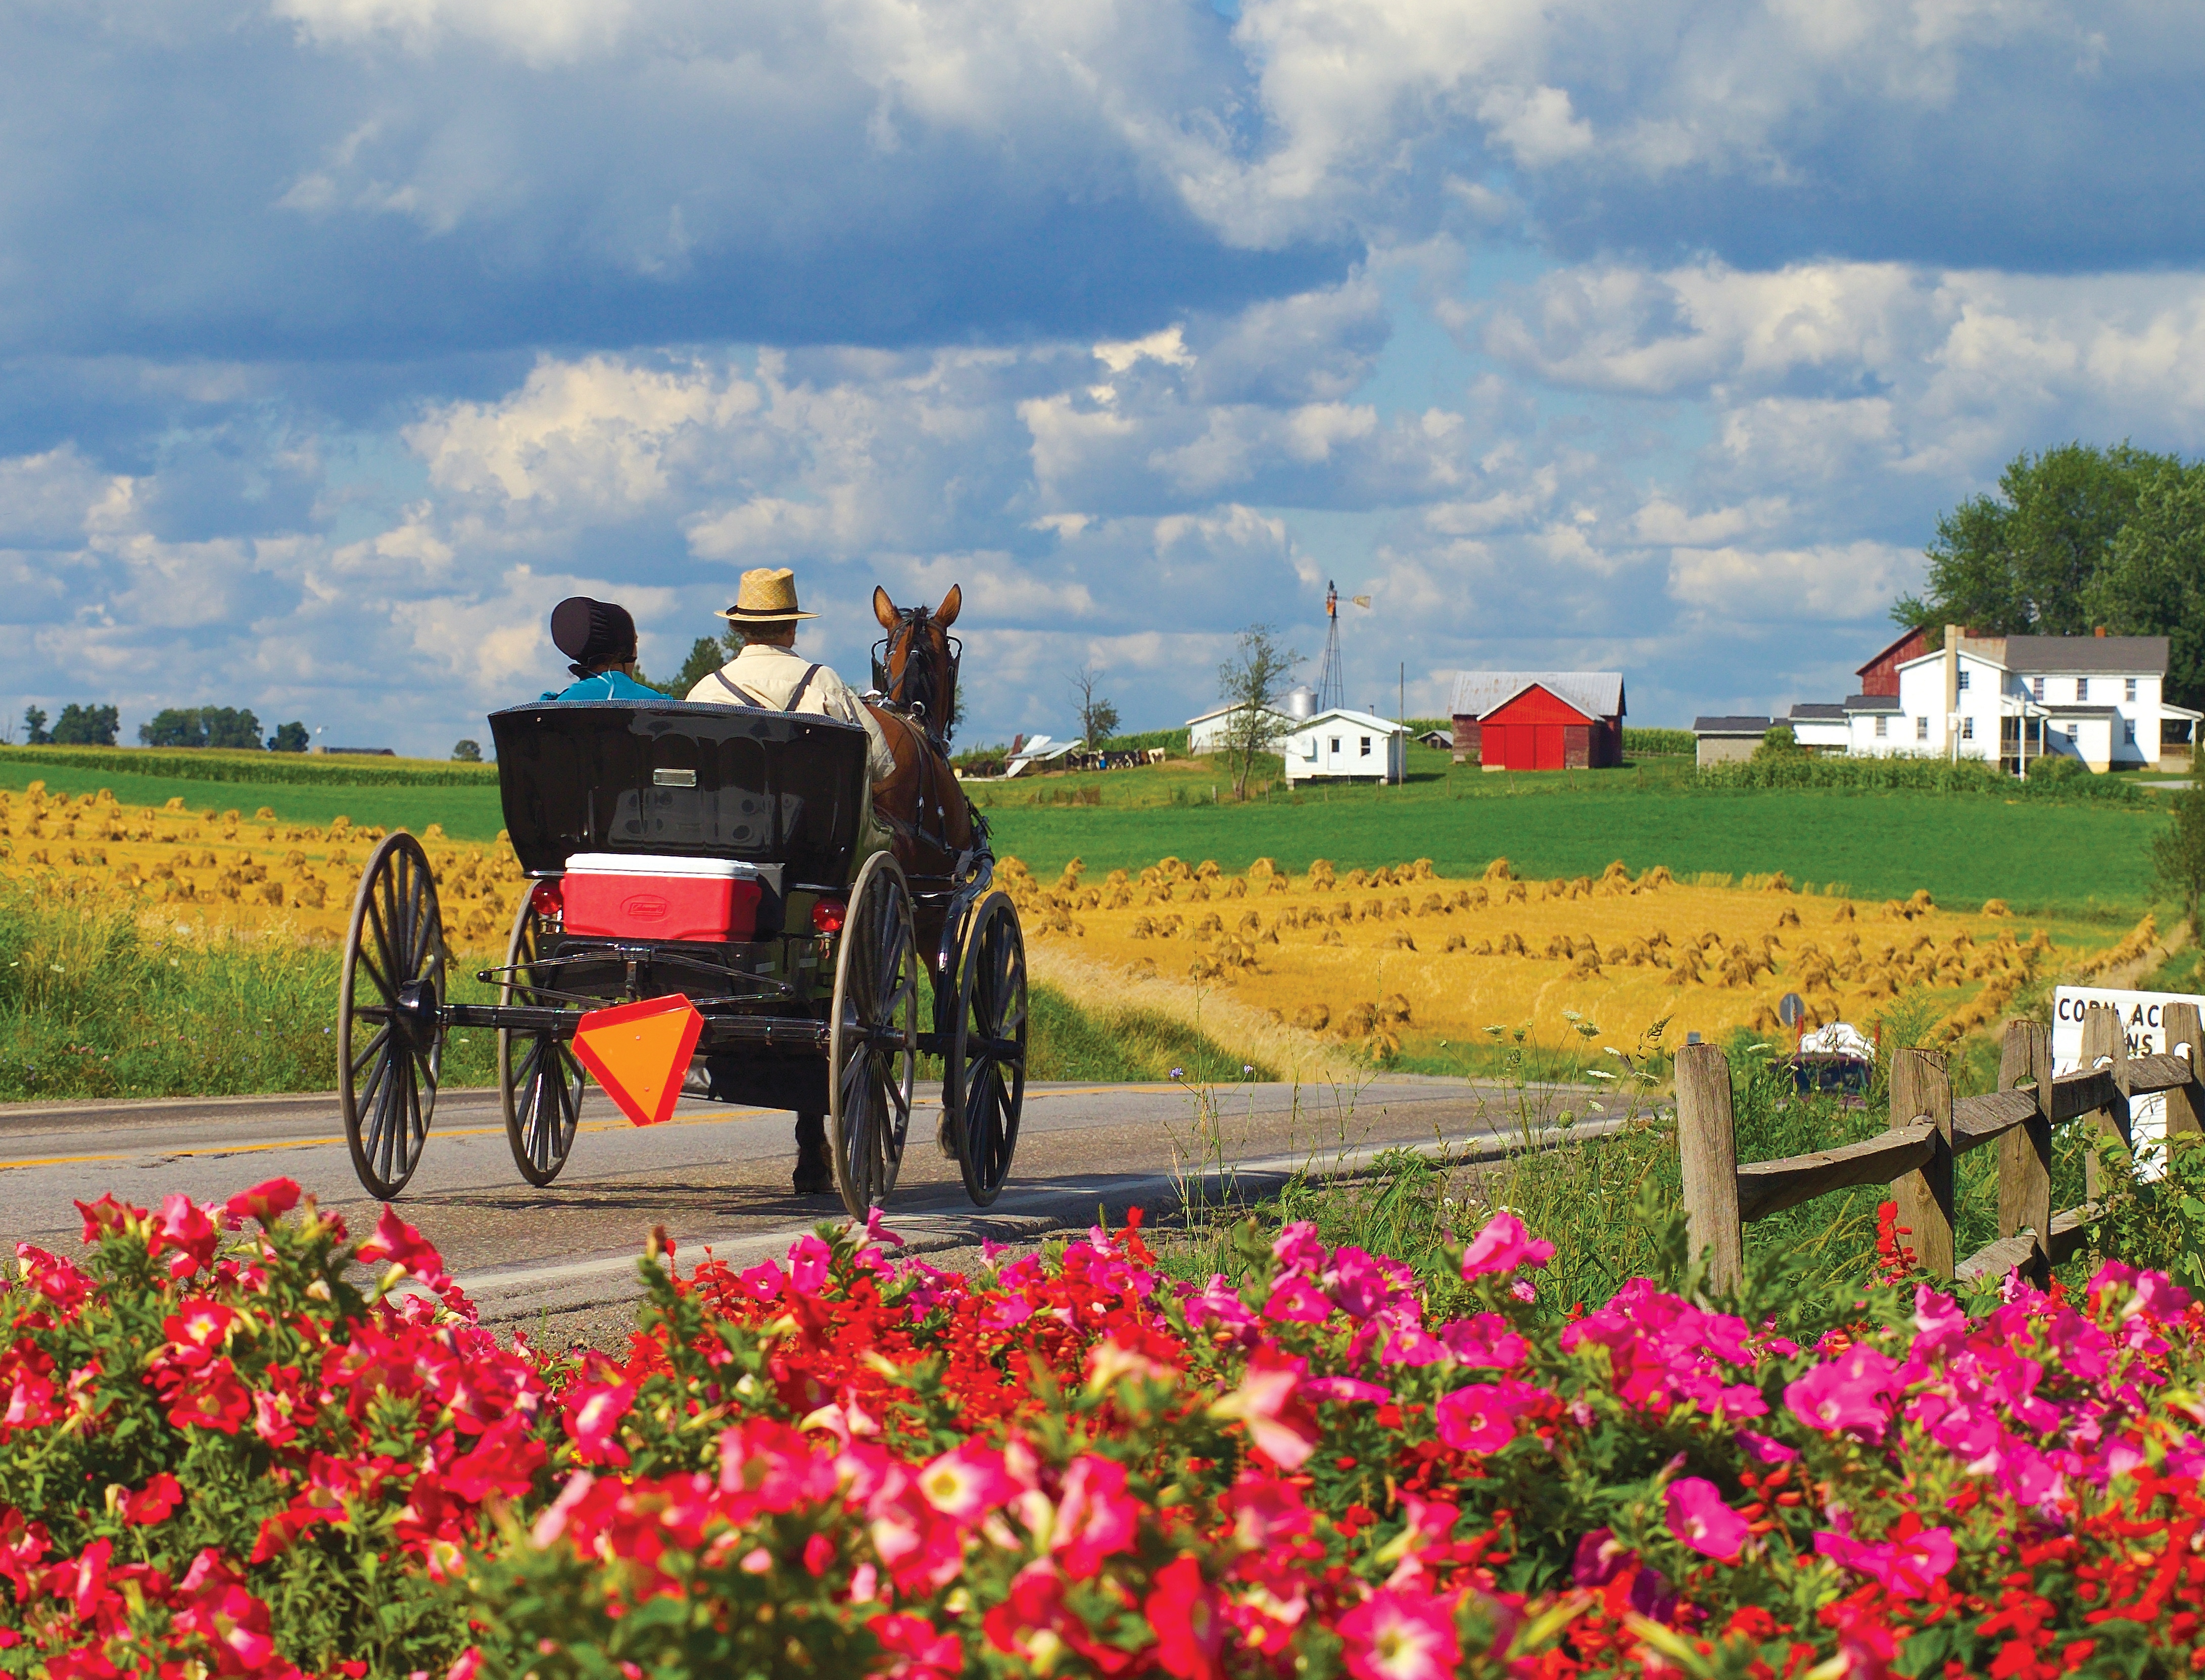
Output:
[1067, 666, 1120, 748]
[50, 704, 119, 746]
[2153, 785, 2205, 937]
[1751, 724, 1802, 762]
[1215, 625, 1302, 800]
[452, 739, 483, 762]
[1892, 443, 2168, 637]
[139, 709, 203, 747]
[269, 722, 310, 753]
[673, 634, 736, 697]
[21, 706, 51, 746]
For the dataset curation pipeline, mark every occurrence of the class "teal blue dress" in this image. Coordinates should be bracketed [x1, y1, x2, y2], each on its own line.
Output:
[539, 671, 663, 702]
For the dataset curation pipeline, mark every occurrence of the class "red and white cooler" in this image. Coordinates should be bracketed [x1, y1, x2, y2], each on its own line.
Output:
[558, 853, 764, 944]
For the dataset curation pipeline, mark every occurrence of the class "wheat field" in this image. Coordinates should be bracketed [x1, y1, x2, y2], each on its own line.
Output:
[996, 852, 2134, 1061]
[0, 781, 529, 951]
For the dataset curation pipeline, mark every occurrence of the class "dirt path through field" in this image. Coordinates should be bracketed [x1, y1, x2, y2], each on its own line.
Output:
[1025, 942, 1362, 1083]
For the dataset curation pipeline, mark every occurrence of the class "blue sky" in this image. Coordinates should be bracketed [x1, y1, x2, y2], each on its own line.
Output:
[8, 0, 2205, 753]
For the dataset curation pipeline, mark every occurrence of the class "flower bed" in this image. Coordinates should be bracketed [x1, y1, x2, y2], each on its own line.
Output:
[2, 1183, 2201, 1678]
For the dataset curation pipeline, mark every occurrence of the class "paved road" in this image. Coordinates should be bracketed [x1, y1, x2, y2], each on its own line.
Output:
[0, 1074, 1610, 1333]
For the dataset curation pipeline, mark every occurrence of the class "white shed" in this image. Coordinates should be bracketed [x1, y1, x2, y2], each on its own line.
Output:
[1186, 703, 1295, 756]
[1281, 708, 1407, 785]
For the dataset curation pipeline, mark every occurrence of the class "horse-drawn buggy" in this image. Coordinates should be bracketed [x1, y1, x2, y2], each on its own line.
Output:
[332, 670, 1027, 1221]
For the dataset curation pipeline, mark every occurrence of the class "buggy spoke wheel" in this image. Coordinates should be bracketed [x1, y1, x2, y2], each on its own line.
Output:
[338, 833, 446, 1200]
[948, 891, 1026, 1206]
[828, 853, 918, 1219]
[499, 888, 586, 1188]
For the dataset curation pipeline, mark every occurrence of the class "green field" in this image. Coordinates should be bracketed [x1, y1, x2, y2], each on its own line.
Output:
[974, 753, 2168, 916]
[0, 754, 511, 840]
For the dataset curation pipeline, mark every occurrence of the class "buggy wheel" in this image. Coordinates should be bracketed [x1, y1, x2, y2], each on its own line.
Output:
[338, 833, 446, 1200]
[947, 891, 1026, 1206]
[498, 888, 586, 1187]
[828, 852, 919, 1219]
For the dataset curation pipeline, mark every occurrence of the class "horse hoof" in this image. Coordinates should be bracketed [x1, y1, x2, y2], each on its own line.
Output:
[936, 1113, 962, 1160]
[792, 1168, 835, 1196]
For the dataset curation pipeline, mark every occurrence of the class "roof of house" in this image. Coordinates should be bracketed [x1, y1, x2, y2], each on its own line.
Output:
[1693, 715, 1771, 735]
[1289, 708, 1407, 734]
[1789, 703, 1846, 721]
[1844, 694, 1904, 714]
[1449, 671, 1624, 721]
[2040, 705, 2122, 720]
[1896, 634, 2171, 677]
[2003, 635, 2169, 675]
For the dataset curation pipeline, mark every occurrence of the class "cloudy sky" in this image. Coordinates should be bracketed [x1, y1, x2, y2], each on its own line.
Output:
[7, 0, 2205, 753]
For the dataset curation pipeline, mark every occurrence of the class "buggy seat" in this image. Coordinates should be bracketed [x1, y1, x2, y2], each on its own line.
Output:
[489, 701, 869, 889]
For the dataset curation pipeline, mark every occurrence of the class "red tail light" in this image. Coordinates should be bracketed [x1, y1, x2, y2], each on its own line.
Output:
[811, 896, 847, 934]
[530, 879, 564, 919]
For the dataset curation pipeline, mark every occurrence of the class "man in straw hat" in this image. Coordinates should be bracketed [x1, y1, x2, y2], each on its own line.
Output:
[687, 566, 896, 784]
[689, 566, 898, 1200]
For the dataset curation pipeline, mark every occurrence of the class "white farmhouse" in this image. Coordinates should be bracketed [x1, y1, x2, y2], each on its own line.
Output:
[1281, 708, 1407, 785]
[1841, 629, 2199, 773]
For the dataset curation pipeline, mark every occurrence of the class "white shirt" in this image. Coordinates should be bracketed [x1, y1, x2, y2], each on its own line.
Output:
[687, 643, 898, 782]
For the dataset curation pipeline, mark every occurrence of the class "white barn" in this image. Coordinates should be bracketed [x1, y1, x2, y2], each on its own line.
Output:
[1281, 708, 1407, 785]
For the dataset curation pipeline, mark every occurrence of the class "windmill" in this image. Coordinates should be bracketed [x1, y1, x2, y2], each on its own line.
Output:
[1313, 580, 1371, 712]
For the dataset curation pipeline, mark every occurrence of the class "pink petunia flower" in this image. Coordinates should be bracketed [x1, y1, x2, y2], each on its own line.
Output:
[1336, 1587, 1461, 1680]
[917, 1440, 1015, 1523]
[1785, 1344, 1900, 1436]
[1434, 1379, 1547, 1455]
[1664, 1477, 1750, 1562]
[222, 1177, 301, 1230]
[787, 1233, 833, 1296]
[1264, 1275, 1335, 1323]
[1145, 1554, 1227, 1680]
[1813, 1524, 1958, 1598]
[1461, 1212, 1555, 1279]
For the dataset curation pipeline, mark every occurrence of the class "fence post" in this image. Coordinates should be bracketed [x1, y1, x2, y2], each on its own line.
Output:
[1995, 1019, 2052, 1285]
[2163, 1001, 2203, 1142]
[1675, 1043, 1743, 1292]
[1889, 1047, 1954, 1281]
[2079, 1002, 2132, 1206]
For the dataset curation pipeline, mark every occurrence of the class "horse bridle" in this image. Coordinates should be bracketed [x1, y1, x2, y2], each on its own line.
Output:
[870, 607, 961, 743]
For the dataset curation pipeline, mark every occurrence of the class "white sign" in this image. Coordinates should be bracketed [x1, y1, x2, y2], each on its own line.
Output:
[2051, 986, 2202, 1179]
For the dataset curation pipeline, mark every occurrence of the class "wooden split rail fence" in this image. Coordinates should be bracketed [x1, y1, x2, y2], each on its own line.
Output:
[1676, 1001, 2205, 1288]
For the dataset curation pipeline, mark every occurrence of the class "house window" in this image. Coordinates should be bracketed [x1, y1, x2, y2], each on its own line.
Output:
[1359, 737, 1371, 756]
[2077, 677, 2089, 701]
[2067, 724, 2079, 743]
[1302, 738, 1317, 761]
[2031, 677, 2044, 701]
[1874, 715, 1887, 739]
[1329, 738, 1339, 753]
[2126, 677, 2138, 701]
[1916, 716, 1930, 741]
[1956, 668, 1970, 691]
[2125, 720, 2137, 744]
[1960, 716, 1974, 740]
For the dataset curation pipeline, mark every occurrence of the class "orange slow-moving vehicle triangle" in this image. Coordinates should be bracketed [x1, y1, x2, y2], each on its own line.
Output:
[571, 994, 705, 1127]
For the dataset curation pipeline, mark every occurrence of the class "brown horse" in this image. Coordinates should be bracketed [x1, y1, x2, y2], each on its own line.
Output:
[865, 585, 978, 959]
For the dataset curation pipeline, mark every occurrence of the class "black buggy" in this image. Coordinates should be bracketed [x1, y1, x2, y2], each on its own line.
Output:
[331, 701, 1027, 1218]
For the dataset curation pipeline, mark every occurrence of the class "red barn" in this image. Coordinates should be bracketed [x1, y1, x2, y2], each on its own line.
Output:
[1450, 672, 1625, 771]
[1855, 625, 1986, 696]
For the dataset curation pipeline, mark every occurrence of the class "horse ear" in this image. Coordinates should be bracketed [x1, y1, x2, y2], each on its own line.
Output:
[873, 586, 900, 631]
[934, 584, 961, 629]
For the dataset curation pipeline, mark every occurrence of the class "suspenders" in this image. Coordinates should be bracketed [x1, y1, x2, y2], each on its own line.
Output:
[713, 662, 822, 712]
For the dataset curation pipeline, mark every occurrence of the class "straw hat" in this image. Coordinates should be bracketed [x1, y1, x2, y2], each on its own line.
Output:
[716, 566, 818, 623]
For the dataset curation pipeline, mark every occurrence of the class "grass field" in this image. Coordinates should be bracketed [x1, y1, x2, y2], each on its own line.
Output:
[0, 757, 512, 841]
[977, 754, 2168, 916]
